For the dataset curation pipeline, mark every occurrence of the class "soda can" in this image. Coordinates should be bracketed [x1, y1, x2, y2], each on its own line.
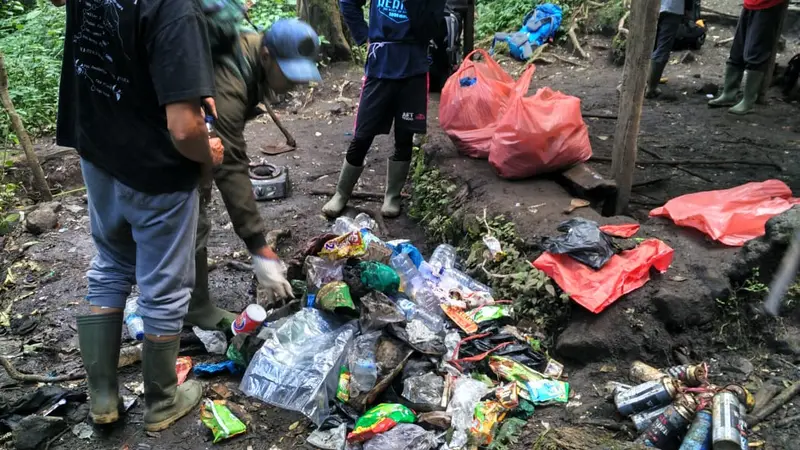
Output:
[615, 377, 678, 416]
[666, 363, 708, 387]
[712, 391, 743, 450]
[738, 402, 748, 450]
[630, 361, 665, 383]
[637, 394, 696, 449]
[231, 304, 267, 335]
[631, 405, 669, 432]
[679, 409, 712, 450]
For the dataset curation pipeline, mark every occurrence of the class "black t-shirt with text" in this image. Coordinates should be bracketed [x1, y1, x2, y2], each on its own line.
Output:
[57, 0, 215, 194]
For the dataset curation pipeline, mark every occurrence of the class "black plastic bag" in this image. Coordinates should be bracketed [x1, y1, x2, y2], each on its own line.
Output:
[541, 218, 615, 270]
[343, 260, 370, 300]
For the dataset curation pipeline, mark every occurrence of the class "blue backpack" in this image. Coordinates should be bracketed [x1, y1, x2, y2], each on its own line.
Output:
[490, 3, 563, 61]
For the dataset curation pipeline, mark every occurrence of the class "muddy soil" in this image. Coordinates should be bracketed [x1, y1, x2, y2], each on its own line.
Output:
[2, 10, 800, 450]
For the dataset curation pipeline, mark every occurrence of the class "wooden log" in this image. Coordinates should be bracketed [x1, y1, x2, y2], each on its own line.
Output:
[746, 380, 800, 427]
[610, 0, 660, 214]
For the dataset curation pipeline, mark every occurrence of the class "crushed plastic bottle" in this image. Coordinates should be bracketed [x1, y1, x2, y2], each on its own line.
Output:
[390, 253, 423, 297]
[355, 212, 379, 232]
[332, 216, 360, 235]
[192, 326, 227, 355]
[123, 296, 144, 341]
[441, 267, 492, 294]
[429, 244, 456, 275]
[395, 298, 443, 332]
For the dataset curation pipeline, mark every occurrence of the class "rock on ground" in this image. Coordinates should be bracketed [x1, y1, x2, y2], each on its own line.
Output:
[728, 205, 800, 284]
[13, 416, 66, 450]
[24, 201, 61, 235]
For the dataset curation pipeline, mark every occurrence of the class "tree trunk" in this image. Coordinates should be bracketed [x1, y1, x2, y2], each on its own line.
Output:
[297, 0, 352, 62]
[0, 52, 51, 202]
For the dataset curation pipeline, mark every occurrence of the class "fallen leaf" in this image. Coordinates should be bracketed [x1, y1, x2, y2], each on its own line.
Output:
[289, 421, 299, 431]
[565, 198, 591, 213]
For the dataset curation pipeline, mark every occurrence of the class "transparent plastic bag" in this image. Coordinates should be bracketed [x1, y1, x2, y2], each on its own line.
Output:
[240, 308, 356, 425]
[446, 377, 491, 449]
[192, 326, 227, 355]
[402, 372, 444, 406]
[347, 331, 383, 398]
[306, 256, 346, 291]
[362, 424, 438, 450]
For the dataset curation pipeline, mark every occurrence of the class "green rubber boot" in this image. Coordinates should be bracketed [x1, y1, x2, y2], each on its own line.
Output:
[142, 338, 203, 432]
[708, 65, 744, 107]
[184, 247, 236, 331]
[322, 161, 364, 218]
[729, 70, 764, 116]
[77, 313, 123, 425]
[645, 60, 667, 99]
[381, 160, 411, 218]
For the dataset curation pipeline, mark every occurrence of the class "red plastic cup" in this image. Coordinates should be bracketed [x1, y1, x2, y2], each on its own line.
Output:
[231, 304, 267, 335]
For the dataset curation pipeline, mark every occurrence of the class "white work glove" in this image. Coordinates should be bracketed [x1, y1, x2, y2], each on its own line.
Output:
[252, 255, 294, 305]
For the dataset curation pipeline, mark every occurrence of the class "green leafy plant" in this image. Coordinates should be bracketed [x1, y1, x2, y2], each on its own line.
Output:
[247, 0, 296, 29]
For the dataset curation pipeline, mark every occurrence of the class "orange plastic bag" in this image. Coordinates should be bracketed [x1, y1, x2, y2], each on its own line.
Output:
[650, 180, 800, 246]
[439, 50, 515, 159]
[533, 239, 674, 314]
[600, 224, 640, 238]
[488, 66, 592, 179]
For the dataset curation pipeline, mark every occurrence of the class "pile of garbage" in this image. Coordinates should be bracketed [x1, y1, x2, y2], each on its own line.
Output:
[608, 360, 753, 449]
[193, 213, 570, 448]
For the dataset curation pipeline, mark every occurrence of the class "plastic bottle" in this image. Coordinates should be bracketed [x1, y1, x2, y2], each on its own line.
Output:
[351, 354, 378, 391]
[123, 297, 144, 341]
[391, 253, 423, 297]
[414, 281, 446, 315]
[354, 212, 378, 231]
[395, 298, 444, 332]
[332, 216, 360, 235]
[429, 244, 456, 275]
[441, 267, 492, 294]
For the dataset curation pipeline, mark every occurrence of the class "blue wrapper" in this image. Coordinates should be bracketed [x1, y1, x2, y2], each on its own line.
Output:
[193, 360, 241, 377]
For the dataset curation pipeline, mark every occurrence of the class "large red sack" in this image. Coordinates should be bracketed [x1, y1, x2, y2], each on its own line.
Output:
[439, 50, 515, 159]
[650, 180, 800, 246]
[533, 239, 674, 314]
[488, 67, 592, 179]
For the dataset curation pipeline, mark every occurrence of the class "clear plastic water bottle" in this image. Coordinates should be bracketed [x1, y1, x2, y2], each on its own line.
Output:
[351, 355, 378, 391]
[395, 297, 444, 332]
[124, 297, 144, 341]
[391, 253, 423, 297]
[332, 216, 360, 235]
[429, 244, 457, 275]
[442, 267, 492, 294]
[354, 212, 378, 231]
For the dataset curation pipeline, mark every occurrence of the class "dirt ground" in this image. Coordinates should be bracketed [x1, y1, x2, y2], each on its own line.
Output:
[2, 8, 800, 450]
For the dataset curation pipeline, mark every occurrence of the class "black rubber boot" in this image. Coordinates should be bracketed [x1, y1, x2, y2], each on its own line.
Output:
[645, 60, 668, 99]
[77, 313, 123, 425]
[184, 247, 236, 331]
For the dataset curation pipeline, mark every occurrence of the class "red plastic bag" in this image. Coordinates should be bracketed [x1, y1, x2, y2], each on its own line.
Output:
[440, 50, 515, 159]
[600, 224, 640, 238]
[650, 180, 800, 246]
[489, 67, 592, 179]
[533, 239, 674, 314]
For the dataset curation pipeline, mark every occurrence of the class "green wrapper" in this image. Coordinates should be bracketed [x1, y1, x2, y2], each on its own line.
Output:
[347, 403, 416, 443]
[336, 365, 351, 402]
[201, 399, 247, 443]
[316, 281, 356, 313]
[466, 304, 511, 323]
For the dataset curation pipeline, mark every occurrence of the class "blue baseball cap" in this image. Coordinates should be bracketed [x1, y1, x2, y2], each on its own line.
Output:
[263, 19, 322, 83]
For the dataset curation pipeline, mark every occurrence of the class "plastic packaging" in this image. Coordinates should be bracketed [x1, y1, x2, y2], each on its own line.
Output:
[360, 292, 406, 331]
[402, 373, 444, 406]
[193, 360, 241, 377]
[336, 366, 351, 402]
[201, 399, 247, 443]
[359, 261, 400, 294]
[192, 326, 227, 355]
[348, 331, 382, 396]
[446, 377, 492, 449]
[347, 403, 417, 443]
[316, 281, 357, 313]
[406, 319, 439, 345]
[540, 218, 615, 270]
[534, 238, 675, 314]
[305, 256, 345, 291]
[429, 244, 457, 275]
[470, 400, 507, 446]
[466, 304, 511, 323]
[307, 423, 347, 450]
[413, 282, 446, 314]
[441, 304, 478, 334]
[355, 213, 379, 232]
[123, 296, 144, 341]
[440, 49, 515, 159]
[333, 216, 361, 235]
[240, 308, 356, 425]
[600, 223, 641, 238]
[650, 180, 800, 246]
[320, 231, 367, 260]
[489, 356, 569, 404]
[392, 242, 424, 268]
[395, 298, 444, 332]
[176, 357, 192, 385]
[488, 66, 592, 179]
[362, 423, 438, 450]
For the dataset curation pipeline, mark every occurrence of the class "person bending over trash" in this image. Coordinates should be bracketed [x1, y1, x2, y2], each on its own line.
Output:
[186, 16, 322, 330]
[55, 0, 217, 432]
[646, 0, 691, 98]
[324, 0, 446, 218]
[708, 0, 786, 114]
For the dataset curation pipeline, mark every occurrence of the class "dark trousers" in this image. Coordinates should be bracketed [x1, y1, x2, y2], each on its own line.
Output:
[729, 4, 784, 71]
[652, 12, 683, 64]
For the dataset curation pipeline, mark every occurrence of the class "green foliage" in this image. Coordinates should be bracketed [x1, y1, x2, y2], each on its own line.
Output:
[715, 268, 776, 349]
[247, 0, 296, 29]
[0, 178, 20, 235]
[475, 0, 587, 40]
[0, 1, 65, 142]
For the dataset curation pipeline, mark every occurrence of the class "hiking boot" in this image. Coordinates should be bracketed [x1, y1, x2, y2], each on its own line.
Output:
[142, 338, 202, 432]
[185, 246, 236, 331]
[322, 161, 364, 218]
[645, 60, 667, 99]
[708, 65, 744, 107]
[381, 160, 411, 218]
[729, 70, 764, 115]
[77, 313, 123, 425]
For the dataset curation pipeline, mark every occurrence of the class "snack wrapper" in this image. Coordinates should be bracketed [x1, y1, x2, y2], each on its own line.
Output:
[316, 281, 356, 313]
[470, 400, 507, 446]
[482, 235, 506, 261]
[496, 382, 519, 409]
[346, 403, 416, 443]
[466, 304, 511, 323]
[441, 304, 478, 334]
[320, 231, 367, 259]
[176, 356, 192, 385]
[543, 358, 564, 379]
[488, 356, 569, 404]
[201, 399, 247, 443]
[336, 365, 351, 403]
